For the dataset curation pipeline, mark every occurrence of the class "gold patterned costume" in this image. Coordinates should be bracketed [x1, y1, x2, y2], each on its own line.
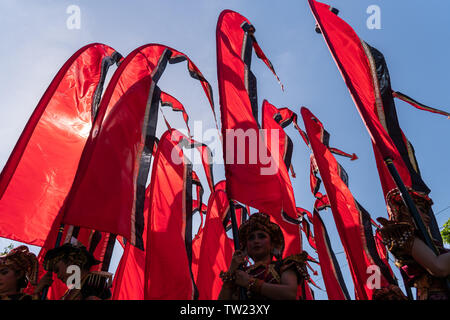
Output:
[221, 213, 311, 300]
[377, 188, 449, 300]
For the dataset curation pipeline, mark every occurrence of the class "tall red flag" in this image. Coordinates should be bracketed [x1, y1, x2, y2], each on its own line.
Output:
[216, 10, 295, 221]
[160, 91, 191, 137]
[0, 43, 119, 246]
[306, 164, 350, 300]
[113, 130, 211, 300]
[113, 156, 185, 300]
[144, 129, 197, 300]
[312, 203, 350, 300]
[111, 185, 151, 300]
[196, 183, 235, 300]
[308, 0, 444, 242]
[301, 107, 396, 300]
[261, 100, 303, 256]
[191, 200, 208, 286]
[61, 44, 215, 249]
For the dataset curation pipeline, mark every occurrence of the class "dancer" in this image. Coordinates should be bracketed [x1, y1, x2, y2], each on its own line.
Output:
[218, 213, 310, 300]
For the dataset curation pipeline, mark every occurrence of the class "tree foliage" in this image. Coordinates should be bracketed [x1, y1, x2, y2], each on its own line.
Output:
[441, 218, 450, 245]
[1, 243, 13, 255]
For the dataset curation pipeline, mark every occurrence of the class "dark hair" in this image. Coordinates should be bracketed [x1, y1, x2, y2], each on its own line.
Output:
[43, 244, 100, 272]
[11, 269, 28, 290]
[16, 275, 28, 290]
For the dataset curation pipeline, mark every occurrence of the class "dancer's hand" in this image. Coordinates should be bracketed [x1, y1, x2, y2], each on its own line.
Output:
[229, 250, 246, 272]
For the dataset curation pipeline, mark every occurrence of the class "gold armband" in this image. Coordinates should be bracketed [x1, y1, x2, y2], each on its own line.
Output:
[219, 270, 236, 283]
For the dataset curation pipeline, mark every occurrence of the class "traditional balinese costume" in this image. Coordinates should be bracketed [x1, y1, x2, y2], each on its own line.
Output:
[221, 213, 311, 300]
[377, 188, 449, 300]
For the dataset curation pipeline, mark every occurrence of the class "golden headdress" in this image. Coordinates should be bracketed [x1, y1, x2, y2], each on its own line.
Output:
[238, 212, 284, 259]
[0, 245, 39, 286]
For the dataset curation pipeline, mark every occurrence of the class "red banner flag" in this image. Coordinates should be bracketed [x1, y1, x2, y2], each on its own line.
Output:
[392, 91, 449, 118]
[111, 143, 160, 300]
[261, 100, 303, 256]
[308, 0, 443, 243]
[111, 240, 145, 300]
[111, 184, 151, 300]
[144, 129, 197, 300]
[301, 107, 396, 300]
[113, 175, 204, 300]
[196, 183, 235, 300]
[312, 205, 350, 300]
[160, 91, 191, 137]
[216, 10, 296, 222]
[191, 200, 208, 286]
[0, 43, 119, 246]
[61, 44, 215, 249]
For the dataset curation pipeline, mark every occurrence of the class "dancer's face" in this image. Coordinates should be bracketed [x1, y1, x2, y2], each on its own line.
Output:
[0, 265, 20, 295]
[246, 230, 272, 262]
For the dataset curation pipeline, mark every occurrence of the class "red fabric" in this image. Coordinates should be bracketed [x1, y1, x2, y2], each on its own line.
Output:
[301, 107, 393, 300]
[392, 91, 450, 118]
[177, 132, 215, 192]
[191, 231, 203, 286]
[191, 175, 208, 286]
[304, 282, 315, 300]
[329, 148, 358, 161]
[261, 100, 302, 256]
[160, 91, 191, 136]
[312, 209, 349, 300]
[111, 185, 151, 300]
[309, 1, 445, 243]
[309, 0, 410, 195]
[113, 176, 198, 300]
[217, 10, 295, 221]
[191, 203, 207, 285]
[296, 281, 315, 300]
[298, 206, 313, 223]
[214, 180, 227, 192]
[296, 207, 316, 250]
[62, 44, 214, 248]
[144, 130, 195, 300]
[300, 217, 317, 251]
[0, 43, 117, 246]
[196, 187, 234, 300]
[61, 44, 165, 247]
[111, 241, 146, 300]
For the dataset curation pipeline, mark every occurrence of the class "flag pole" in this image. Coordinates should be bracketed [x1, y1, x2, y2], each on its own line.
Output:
[229, 200, 247, 300]
[384, 159, 437, 254]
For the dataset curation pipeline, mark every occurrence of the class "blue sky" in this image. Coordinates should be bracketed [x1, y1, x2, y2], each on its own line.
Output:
[0, 0, 448, 300]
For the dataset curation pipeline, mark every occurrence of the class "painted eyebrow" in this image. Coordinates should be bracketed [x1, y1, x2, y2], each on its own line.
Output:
[249, 231, 268, 238]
